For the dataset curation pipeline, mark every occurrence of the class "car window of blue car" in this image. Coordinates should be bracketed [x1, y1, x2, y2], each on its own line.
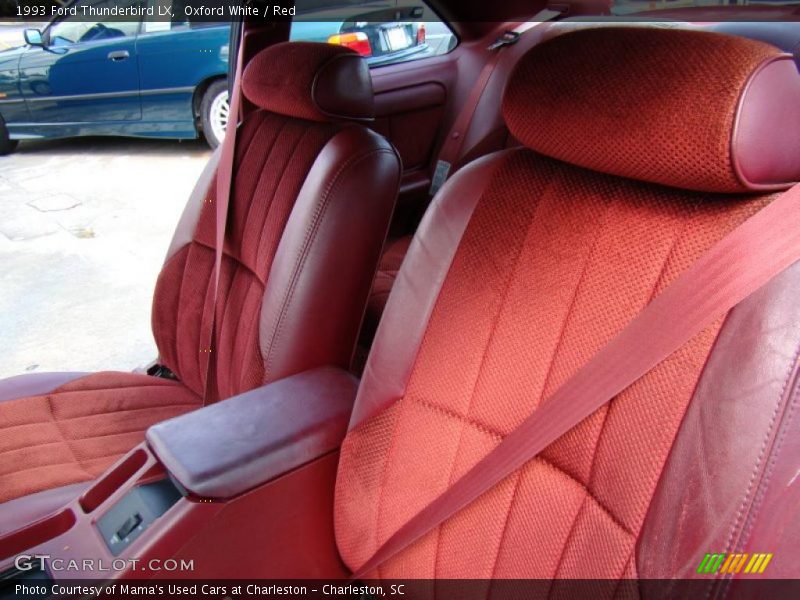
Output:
[291, 0, 457, 68]
[47, 0, 141, 46]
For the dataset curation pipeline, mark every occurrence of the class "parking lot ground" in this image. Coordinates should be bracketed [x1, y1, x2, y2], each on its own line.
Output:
[0, 137, 211, 379]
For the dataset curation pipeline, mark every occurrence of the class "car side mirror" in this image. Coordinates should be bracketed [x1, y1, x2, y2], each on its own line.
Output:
[24, 29, 45, 47]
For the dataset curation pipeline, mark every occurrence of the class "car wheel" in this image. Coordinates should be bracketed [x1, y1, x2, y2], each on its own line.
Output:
[200, 80, 229, 149]
[0, 116, 19, 156]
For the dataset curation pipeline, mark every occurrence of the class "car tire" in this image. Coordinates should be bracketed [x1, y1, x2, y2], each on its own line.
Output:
[0, 116, 19, 156]
[200, 80, 229, 149]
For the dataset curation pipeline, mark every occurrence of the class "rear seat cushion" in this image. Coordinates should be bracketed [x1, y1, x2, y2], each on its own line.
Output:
[0, 372, 201, 505]
[363, 236, 413, 340]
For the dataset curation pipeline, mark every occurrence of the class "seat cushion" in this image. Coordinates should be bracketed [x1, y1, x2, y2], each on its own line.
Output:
[363, 236, 413, 341]
[334, 27, 800, 580]
[335, 150, 776, 578]
[0, 372, 201, 505]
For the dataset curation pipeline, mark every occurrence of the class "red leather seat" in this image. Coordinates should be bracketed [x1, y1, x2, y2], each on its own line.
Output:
[0, 42, 400, 522]
[335, 28, 800, 580]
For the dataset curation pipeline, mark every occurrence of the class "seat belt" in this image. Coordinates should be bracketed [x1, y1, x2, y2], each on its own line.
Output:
[201, 26, 245, 404]
[352, 182, 800, 579]
[429, 9, 562, 196]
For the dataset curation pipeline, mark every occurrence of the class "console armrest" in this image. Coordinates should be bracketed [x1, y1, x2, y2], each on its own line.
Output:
[146, 367, 358, 500]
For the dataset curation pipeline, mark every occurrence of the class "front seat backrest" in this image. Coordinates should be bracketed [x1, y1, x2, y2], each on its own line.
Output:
[152, 42, 401, 401]
[334, 28, 800, 581]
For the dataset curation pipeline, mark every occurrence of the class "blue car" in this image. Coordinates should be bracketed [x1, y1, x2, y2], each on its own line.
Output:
[0, 1, 231, 153]
[0, 0, 432, 154]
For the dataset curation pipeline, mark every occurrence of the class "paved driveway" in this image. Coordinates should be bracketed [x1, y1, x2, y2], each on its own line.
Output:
[0, 137, 211, 379]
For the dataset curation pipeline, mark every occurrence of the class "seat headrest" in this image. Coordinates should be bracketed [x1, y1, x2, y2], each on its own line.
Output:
[242, 42, 374, 122]
[502, 28, 800, 193]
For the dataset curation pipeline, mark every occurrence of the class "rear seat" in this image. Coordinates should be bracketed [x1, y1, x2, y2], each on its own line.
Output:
[363, 19, 800, 342]
[362, 22, 555, 339]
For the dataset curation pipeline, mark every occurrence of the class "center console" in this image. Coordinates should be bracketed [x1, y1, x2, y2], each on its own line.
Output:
[0, 367, 357, 582]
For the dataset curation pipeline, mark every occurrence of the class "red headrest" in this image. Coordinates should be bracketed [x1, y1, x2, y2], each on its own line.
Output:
[242, 42, 374, 122]
[502, 28, 800, 193]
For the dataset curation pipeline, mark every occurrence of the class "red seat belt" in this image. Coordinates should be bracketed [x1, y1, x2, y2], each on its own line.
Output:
[429, 10, 562, 196]
[352, 182, 800, 579]
[201, 28, 245, 404]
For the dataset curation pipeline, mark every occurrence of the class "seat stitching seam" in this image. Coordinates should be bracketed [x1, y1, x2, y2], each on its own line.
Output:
[0, 450, 136, 478]
[0, 459, 93, 476]
[411, 397, 634, 538]
[372, 402, 406, 579]
[210, 116, 283, 396]
[253, 122, 315, 278]
[432, 159, 558, 580]
[45, 394, 92, 481]
[610, 553, 635, 597]
[547, 495, 587, 591]
[584, 209, 692, 532]
[4, 403, 201, 429]
[214, 256, 243, 397]
[529, 184, 616, 584]
[52, 380, 185, 394]
[263, 148, 396, 379]
[486, 472, 523, 583]
[235, 113, 277, 216]
[536, 455, 634, 538]
[710, 340, 800, 600]
[170, 246, 192, 382]
[45, 402, 201, 422]
[413, 397, 504, 439]
[0, 440, 67, 457]
[0, 415, 194, 455]
[536, 179, 617, 411]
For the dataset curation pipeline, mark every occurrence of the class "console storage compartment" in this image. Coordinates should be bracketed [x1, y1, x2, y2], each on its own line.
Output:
[147, 366, 358, 500]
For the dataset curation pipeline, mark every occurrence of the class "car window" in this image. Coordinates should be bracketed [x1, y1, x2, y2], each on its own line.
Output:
[142, 0, 225, 33]
[292, 0, 456, 68]
[47, 0, 141, 46]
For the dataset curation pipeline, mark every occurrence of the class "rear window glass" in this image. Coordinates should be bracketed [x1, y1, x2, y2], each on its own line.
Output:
[292, 0, 457, 68]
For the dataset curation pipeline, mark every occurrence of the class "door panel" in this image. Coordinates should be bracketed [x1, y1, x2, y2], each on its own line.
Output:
[373, 82, 446, 172]
[0, 50, 28, 124]
[368, 55, 458, 209]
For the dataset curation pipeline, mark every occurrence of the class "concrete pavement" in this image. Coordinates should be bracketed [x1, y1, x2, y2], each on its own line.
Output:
[0, 22, 37, 50]
[0, 137, 211, 378]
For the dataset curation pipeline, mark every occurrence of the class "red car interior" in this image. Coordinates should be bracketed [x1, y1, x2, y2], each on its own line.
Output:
[0, 42, 400, 526]
[2, 1, 800, 588]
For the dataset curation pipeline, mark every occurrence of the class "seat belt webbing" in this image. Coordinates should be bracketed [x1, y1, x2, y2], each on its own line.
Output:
[352, 182, 800, 578]
[429, 10, 561, 196]
[202, 28, 245, 405]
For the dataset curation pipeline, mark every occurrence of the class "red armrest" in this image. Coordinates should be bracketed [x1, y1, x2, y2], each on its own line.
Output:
[146, 367, 358, 500]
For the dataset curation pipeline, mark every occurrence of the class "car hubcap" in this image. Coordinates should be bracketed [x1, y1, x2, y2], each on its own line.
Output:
[209, 90, 229, 145]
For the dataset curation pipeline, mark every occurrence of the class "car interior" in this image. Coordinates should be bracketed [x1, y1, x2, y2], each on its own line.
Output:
[1, 0, 800, 593]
